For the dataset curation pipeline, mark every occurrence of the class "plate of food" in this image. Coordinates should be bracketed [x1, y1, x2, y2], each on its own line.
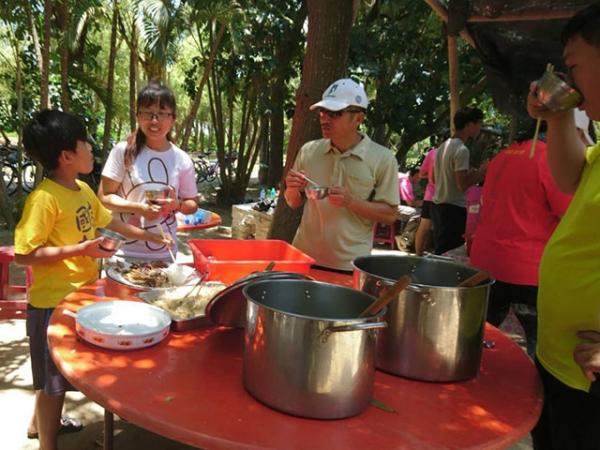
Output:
[106, 260, 200, 291]
[139, 282, 227, 331]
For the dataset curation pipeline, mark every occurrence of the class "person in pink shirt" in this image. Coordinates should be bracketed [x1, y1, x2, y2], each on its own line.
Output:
[470, 121, 572, 357]
[415, 148, 436, 255]
[398, 168, 422, 207]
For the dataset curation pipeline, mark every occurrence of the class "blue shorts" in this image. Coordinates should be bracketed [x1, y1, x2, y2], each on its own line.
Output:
[26, 305, 75, 396]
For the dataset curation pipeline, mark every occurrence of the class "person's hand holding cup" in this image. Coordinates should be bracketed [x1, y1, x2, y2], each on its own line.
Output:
[286, 169, 309, 193]
[142, 187, 170, 221]
[147, 186, 179, 215]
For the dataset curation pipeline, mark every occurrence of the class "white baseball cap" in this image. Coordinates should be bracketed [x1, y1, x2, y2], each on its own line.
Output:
[310, 79, 369, 111]
[574, 108, 594, 146]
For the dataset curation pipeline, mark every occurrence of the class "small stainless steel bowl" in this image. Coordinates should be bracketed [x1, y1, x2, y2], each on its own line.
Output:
[144, 188, 170, 204]
[96, 228, 126, 252]
[535, 71, 583, 111]
[305, 186, 329, 200]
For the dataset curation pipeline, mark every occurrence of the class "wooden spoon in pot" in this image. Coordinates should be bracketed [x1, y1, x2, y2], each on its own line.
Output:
[359, 275, 412, 318]
[457, 271, 490, 288]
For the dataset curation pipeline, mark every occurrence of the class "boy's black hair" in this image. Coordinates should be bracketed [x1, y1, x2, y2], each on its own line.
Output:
[453, 107, 484, 131]
[408, 167, 420, 177]
[561, 2, 600, 48]
[22, 109, 88, 171]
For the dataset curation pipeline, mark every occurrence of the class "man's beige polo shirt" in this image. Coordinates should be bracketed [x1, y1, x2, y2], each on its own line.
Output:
[292, 134, 399, 270]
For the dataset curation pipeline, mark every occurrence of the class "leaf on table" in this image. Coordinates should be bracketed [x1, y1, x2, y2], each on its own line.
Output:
[165, 395, 175, 402]
[369, 398, 397, 414]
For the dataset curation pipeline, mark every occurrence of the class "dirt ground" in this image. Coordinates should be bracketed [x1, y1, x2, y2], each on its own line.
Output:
[0, 193, 534, 450]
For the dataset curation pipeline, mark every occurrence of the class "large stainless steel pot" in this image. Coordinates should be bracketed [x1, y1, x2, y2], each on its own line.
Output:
[242, 279, 386, 419]
[353, 255, 493, 382]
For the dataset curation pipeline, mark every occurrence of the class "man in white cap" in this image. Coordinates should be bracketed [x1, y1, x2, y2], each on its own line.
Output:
[284, 78, 399, 272]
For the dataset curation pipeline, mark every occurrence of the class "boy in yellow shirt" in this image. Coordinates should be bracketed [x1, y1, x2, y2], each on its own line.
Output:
[15, 110, 170, 450]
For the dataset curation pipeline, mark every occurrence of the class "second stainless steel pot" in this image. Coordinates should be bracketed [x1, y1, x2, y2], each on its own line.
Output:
[242, 279, 386, 419]
[353, 254, 493, 382]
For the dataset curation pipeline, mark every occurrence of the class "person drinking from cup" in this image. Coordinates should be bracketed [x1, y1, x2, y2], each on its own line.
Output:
[284, 78, 399, 272]
[526, 3, 600, 449]
[98, 83, 198, 261]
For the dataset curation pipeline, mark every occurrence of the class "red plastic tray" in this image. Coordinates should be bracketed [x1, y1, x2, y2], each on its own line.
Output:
[188, 239, 315, 283]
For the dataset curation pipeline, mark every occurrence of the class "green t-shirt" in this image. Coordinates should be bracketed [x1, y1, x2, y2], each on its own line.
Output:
[538, 141, 600, 392]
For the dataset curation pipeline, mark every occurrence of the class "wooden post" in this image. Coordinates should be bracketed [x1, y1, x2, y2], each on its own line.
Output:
[448, 34, 460, 134]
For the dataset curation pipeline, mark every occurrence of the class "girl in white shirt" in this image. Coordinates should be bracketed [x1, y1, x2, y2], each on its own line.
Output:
[99, 83, 198, 260]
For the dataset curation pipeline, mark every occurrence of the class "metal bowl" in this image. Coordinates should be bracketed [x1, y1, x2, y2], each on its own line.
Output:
[96, 227, 126, 252]
[535, 71, 583, 111]
[305, 186, 329, 200]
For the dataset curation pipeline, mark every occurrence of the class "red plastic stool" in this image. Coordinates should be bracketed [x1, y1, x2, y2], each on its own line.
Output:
[0, 245, 32, 320]
[373, 222, 396, 249]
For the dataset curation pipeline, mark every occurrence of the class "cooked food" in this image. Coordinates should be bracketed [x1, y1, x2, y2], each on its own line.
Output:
[147, 283, 227, 320]
[119, 261, 170, 288]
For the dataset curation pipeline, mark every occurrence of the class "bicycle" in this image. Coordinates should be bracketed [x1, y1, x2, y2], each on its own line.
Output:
[192, 152, 238, 184]
[2, 137, 104, 194]
[0, 143, 20, 196]
[194, 158, 219, 183]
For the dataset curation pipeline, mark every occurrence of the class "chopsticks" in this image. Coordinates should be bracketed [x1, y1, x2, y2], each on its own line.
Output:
[290, 169, 319, 187]
[530, 63, 554, 159]
[157, 223, 177, 264]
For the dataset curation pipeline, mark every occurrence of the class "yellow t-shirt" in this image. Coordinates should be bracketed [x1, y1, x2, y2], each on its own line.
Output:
[292, 135, 400, 270]
[538, 141, 600, 392]
[15, 178, 113, 308]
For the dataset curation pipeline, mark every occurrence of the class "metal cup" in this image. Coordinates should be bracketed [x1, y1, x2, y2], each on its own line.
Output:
[144, 188, 170, 205]
[535, 71, 583, 111]
[96, 228, 126, 252]
[305, 186, 329, 200]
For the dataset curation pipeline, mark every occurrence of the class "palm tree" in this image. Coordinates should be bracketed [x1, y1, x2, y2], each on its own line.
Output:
[132, 0, 187, 82]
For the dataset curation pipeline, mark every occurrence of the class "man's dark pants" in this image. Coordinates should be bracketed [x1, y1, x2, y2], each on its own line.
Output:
[487, 281, 538, 358]
[532, 360, 600, 450]
[431, 203, 466, 255]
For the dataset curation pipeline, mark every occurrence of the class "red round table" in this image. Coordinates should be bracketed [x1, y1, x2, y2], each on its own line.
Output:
[49, 269, 542, 450]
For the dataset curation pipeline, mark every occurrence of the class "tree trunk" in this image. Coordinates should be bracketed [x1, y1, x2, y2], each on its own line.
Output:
[59, 0, 70, 111]
[258, 114, 269, 186]
[267, 2, 307, 188]
[26, 3, 43, 78]
[179, 20, 225, 151]
[40, 0, 53, 109]
[371, 123, 388, 147]
[101, 0, 119, 159]
[32, 0, 54, 187]
[129, 17, 138, 132]
[269, 0, 355, 241]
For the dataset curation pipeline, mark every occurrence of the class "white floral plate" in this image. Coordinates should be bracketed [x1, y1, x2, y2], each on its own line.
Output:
[75, 301, 171, 350]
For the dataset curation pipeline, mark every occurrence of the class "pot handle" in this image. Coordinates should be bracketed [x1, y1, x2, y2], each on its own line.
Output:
[320, 321, 387, 343]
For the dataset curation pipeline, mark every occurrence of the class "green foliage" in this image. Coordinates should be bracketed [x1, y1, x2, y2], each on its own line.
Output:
[349, 0, 505, 163]
[0, 0, 519, 207]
